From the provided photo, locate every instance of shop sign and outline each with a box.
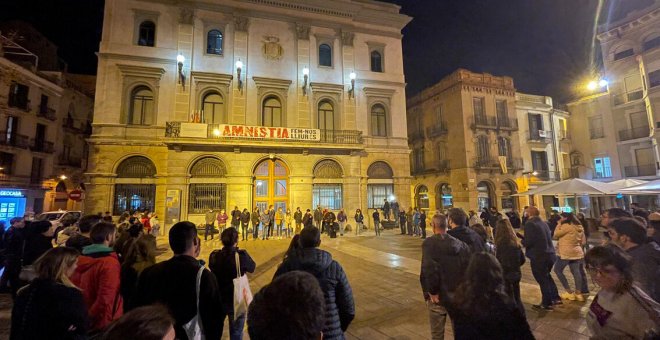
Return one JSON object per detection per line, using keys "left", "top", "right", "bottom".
{"left": 551, "top": 206, "right": 573, "bottom": 213}
{"left": 0, "top": 190, "right": 23, "bottom": 197}
{"left": 214, "top": 124, "right": 320, "bottom": 141}
{"left": 68, "top": 190, "right": 83, "bottom": 201}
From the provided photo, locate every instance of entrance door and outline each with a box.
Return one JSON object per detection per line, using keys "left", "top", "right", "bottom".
{"left": 254, "top": 159, "right": 289, "bottom": 213}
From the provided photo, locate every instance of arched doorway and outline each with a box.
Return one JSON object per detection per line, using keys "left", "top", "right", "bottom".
{"left": 435, "top": 183, "right": 453, "bottom": 211}
{"left": 415, "top": 185, "right": 429, "bottom": 210}
{"left": 501, "top": 181, "right": 517, "bottom": 212}
{"left": 254, "top": 159, "right": 288, "bottom": 213}
{"left": 477, "top": 181, "right": 494, "bottom": 210}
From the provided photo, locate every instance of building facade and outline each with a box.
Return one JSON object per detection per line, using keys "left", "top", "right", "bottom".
{"left": 0, "top": 31, "right": 93, "bottom": 221}
{"left": 86, "top": 0, "right": 412, "bottom": 227}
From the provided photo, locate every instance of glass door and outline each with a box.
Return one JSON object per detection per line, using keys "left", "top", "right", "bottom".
{"left": 254, "top": 159, "right": 288, "bottom": 213}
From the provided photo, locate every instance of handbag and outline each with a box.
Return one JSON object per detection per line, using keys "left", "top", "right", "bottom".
{"left": 233, "top": 252, "right": 253, "bottom": 317}
{"left": 182, "top": 266, "right": 206, "bottom": 340}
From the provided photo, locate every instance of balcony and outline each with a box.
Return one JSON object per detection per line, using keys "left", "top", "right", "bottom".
{"left": 30, "top": 139, "right": 55, "bottom": 153}
{"left": 528, "top": 131, "right": 552, "bottom": 144}
{"left": 624, "top": 164, "right": 656, "bottom": 177}
{"left": 37, "top": 107, "right": 57, "bottom": 121}
{"left": 497, "top": 117, "right": 519, "bottom": 131}
{"left": 471, "top": 115, "right": 497, "bottom": 130}
{"left": 530, "top": 170, "right": 560, "bottom": 182}
{"left": 317, "top": 130, "right": 363, "bottom": 144}
{"left": 426, "top": 124, "right": 448, "bottom": 138}
{"left": 0, "top": 132, "right": 29, "bottom": 149}
{"left": 435, "top": 159, "right": 451, "bottom": 172}
{"left": 473, "top": 157, "right": 522, "bottom": 172}
{"left": 408, "top": 130, "right": 425, "bottom": 142}
{"left": 618, "top": 126, "right": 650, "bottom": 142}
{"left": 613, "top": 89, "right": 643, "bottom": 106}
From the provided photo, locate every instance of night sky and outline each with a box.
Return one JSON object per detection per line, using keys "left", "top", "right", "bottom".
{"left": 1, "top": 0, "right": 655, "bottom": 104}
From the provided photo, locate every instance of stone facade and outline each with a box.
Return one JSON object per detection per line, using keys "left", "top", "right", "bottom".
{"left": 87, "top": 0, "right": 412, "bottom": 227}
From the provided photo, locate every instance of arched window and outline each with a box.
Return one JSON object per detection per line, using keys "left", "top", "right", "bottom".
{"left": 436, "top": 183, "right": 453, "bottom": 210}
{"left": 262, "top": 96, "right": 282, "bottom": 127}
{"left": 116, "top": 156, "right": 156, "bottom": 178}
{"left": 371, "top": 104, "right": 387, "bottom": 137}
{"left": 313, "top": 159, "right": 343, "bottom": 209}
{"left": 202, "top": 92, "right": 225, "bottom": 124}
{"left": 318, "top": 44, "right": 332, "bottom": 67}
{"left": 318, "top": 101, "right": 334, "bottom": 131}
{"left": 189, "top": 157, "right": 227, "bottom": 213}
{"left": 138, "top": 21, "right": 156, "bottom": 47}
{"left": 370, "top": 50, "right": 383, "bottom": 72}
{"left": 207, "top": 29, "right": 223, "bottom": 55}
{"left": 113, "top": 156, "right": 157, "bottom": 214}
{"left": 501, "top": 181, "right": 517, "bottom": 211}
{"left": 477, "top": 181, "right": 494, "bottom": 210}
{"left": 367, "top": 161, "right": 394, "bottom": 209}
{"left": 128, "top": 86, "right": 154, "bottom": 125}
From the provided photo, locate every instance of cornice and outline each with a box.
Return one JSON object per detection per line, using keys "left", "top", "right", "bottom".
{"left": 191, "top": 71, "right": 233, "bottom": 86}
{"left": 116, "top": 64, "right": 166, "bottom": 79}
{"left": 363, "top": 86, "right": 396, "bottom": 97}
{"left": 598, "top": 6, "right": 660, "bottom": 42}
{"left": 98, "top": 52, "right": 176, "bottom": 65}
{"left": 310, "top": 82, "right": 344, "bottom": 94}
{"left": 252, "top": 76, "right": 292, "bottom": 90}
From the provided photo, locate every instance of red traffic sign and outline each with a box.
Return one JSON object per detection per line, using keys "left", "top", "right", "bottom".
{"left": 68, "top": 190, "right": 83, "bottom": 201}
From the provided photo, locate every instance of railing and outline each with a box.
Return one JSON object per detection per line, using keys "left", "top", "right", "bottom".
{"left": 426, "top": 124, "right": 448, "bottom": 138}
{"left": 618, "top": 126, "right": 650, "bottom": 141}
{"left": 62, "top": 118, "right": 91, "bottom": 135}
{"left": 589, "top": 127, "right": 604, "bottom": 139}
{"left": 317, "top": 130, "right": 363, "bottom": 144}
{"left": 0, "top": 132, "right": 29, "bottom": 149}
{"left": 497, "top": 117, "right": 519, "bottom": 130}
{"left": 531, "top": 170, "right": 560, "bottom": 182}
{"left": 624, "top": 164, "right": 656, "bottom": 177}
{"left": 528, "top": 131, "right": 552, "bottom": 143}
{"left": 473, "top": 157, "right": 523, "bottom": 171}
{"left": 613, "top": 89, "right": 643, "bottom": 106}
{"left": 37, "top": 107, "right": 57, "bottom": 121}
{"left": 471, "top": 115, "right": 497, "bottom": 129}
{"left": 30, "top": 139, "right": 55, "bottom": 153}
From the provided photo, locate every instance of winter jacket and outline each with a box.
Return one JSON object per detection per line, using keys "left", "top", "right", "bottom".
{"left": 205, "top": 210, "right": 216, "bottom": 224}
{"left": 383, "top": 201, "right": 390, "bottom": 214}
{"left": 303, "top": 213, "right": 314, "bottom": 228}
{"left": 274, "top": 248, "right": 355, "bottom": 340}
{"left": 120, "top": 254, "right": 156, "bottom": 312}
{"left": 495, "top": 243, "right": 526, "bottom": 283}
{"left": 134, "top": 255, "right": 224, "bottom": 340}
{"left": 268, "top": 209, "right": 276, "bottom": 224}
{"left": 406, "top": 211, "right": 413, "bottom": 224}
{"left": 553, "top": 222, "right": 585, "bottom": 260}
{"left": 354, "top": 213, "right": 364, "bottom": 223}
{"left": 251, "top": 211, "right": 260, "bottom": 225}
{"left": 231, "top": 209, "right": 242, "bottom": 225}
{"left": 627, "top": 241, "right": 660, "bottom": 303}
{"left": 71, "top": 244, "right": 123, "bottom": 331}
{"left": 448, "top": 225, "right": 485, "bottom": 254}
{"left": 294, "top": 210, "right": 303, "bottom": 223}
{"left": 337, "top": 211, "right": 347, "bottom": 222}
{"left": 586, "top": 285, "right": 660, "bottom": 339}
{"left": 240, "top": 211, "right": 251, "bottom": 224}
{"left": 285, "top": 212, "right": 293, "bottom": 225}
{"left": 22, "top": 233, "right": 53, "bottom": 266}
{"left": 314, "top": 208, "right": 324, "bottom": 222}
{"left": 275, "top": 211, "right": 284, "bottom": 225}
{"left": 413, "top": 212, "right": 420, "bottom": 225}
{"left": 10, "top": 279, "right": 88, "bottom": 340}
{"left": 450, "top": 296, "right": 534, "bottom": 340}
{"left": 209, "top": 247, "right": 256, "bottom": 311}
{"left": 420, "top": 233, "right": 470, "bottom": 304}
{"left": 522, "top": 217, "right": 556, "bottom": 260}
{"left": 372, "top": 211, "right": 380, "bottom": 222}
{"left": 217, "top": 213, "right": 228, "bottom": 225}
{"left": 260, "top": 211, "right": 270, "bottom": 225}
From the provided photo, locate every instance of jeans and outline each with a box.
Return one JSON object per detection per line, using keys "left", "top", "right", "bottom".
{"left": 240, "top": 223, "right": 249, "bottom": 241}
{"left": 530, "top": 254, "right": 560, "bottom": 306}
{"left": 505, "top": 279, "right": 525, "bottom": 316}
{"left": 252, "top": 222, "right": 259, "bottom": 239}
{"left": 227, "top": 310, "right": 246, "bottom": 340}
{"left": 427, "top": 301, "right": 447, "bottom": 340}
{"left": 420, "top": 225, "right": 427, "bottom": 238}
{"left": 400, "top": 220, "right": 406, "bottom": 234}
{"left": 266, "top": 222, "right": 273, "bottom": 239}
{"left": 356, "top": 222, "right": 363, "bottom": 235}
{"left": 407, "top": 221, "right": 413, "bottom": 235}
{"left": 554, "top": 258, "right": 589, "bottom": 294}
{"left": 374, "top": 221, "right": 381, "bottom": 235}
{"left": 204, "top": 223, "right": 214, "bottom": 240}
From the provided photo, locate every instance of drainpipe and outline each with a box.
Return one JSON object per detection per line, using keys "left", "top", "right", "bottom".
{"left": 550, "top": 108, "right": 560, "bottom": 181}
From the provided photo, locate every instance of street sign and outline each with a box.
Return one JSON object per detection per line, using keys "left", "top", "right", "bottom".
{"left": 68, "top": 190, "right": 83, "bottom": 201}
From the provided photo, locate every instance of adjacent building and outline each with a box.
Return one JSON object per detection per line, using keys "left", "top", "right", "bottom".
{"left": 86, "top": 0, "right": 412, "bottom": 227}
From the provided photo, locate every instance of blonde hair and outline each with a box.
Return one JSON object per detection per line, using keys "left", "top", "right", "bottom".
{"left": 494, "top": 219, "right": 521, "bottom": 248}
{"left": 33, "top": 247, "right": 80, "bottom": 289}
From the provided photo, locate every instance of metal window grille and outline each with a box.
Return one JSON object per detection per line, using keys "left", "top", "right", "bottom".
{"left": 188, "top": 184, "right": 226, "bottom": 214}
{"left": 117, "top": 156, "right": 156, "bottom": 177}
{"left": 113, "top": 184, "right": 155, "bottom": 214}
{"left": 313, "top": 184, "right": 342, "bottom": 210}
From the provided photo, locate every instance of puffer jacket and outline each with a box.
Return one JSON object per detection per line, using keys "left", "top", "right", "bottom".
{"left": 274, "top": 248, "right": 355, "bottom": 340}
{"left": 553, "top": 222, "right": 585, "bottom": 260}
{"left": 71, "top": 244, "right": 123, "bottom": 331}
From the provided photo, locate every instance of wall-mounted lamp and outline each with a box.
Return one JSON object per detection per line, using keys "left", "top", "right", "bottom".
{"left": 59, "top": 174, "right": 67, "bottom": 181}
{"left": 302, "top": 67, "right": 309, "bottom": 96}
{"left": 176, "top": 55, "right": 186, "bottom": 90}
{"left": 236, "top": 60, "right": 244, "bottom": 92}
{"left": 348, "top": 72, "right": 356, "bottom": 98}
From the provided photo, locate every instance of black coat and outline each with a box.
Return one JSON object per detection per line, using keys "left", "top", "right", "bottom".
{"left": 22, "top": 234, "right": 53, "bottom": 266}
{"left": 209, "top": 247, "right": 256, "bottom": 311}
{"left": 274, "top": 248, "right": 355, "bottom": 340}
{"left": 451, "top": 296, "right": 534, "bottom": 340}
{"left": 522, "top": 217, "right": 556, "bottom": 260}
{"left": 420, "top": 233, "right": 470, "bottom": 304}
{"left": 448, "top": 226, "right": 485, "bottom": 254}
{"left": 134, "top": 255, "right": 224, "bottom": 340}
{"left": 11, "top": 278, "right": 88, "bottom": 340}
{"left": 240, "top": 211, "right": 250, "bottom": 224}
{"left": 495, "top": 243, "right": 526, "bottom": 283}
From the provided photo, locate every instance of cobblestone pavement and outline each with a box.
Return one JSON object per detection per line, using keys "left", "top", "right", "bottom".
{"left": 0, "top": 226, "right": 595, "bottom": 340}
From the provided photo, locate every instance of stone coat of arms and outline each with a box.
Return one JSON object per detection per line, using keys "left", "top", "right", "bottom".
{"left": 263, "top": 36, "right": 283, "bottom": 60}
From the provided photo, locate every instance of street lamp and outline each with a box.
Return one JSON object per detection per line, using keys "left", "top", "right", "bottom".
{"left": 348, "top": 72, "right": 356, "bottom": 98}
{"left": 236, "top": 60, "right": 244, "bottom": 92}
{"left": 176, "top": 55, "right": 186, "bottom": 90}
{"left": 586, "top": 78, "right": 608, "bottom": 91}
{"left": 59, "top": 174, "right": 67, "bottom": 181}
{"left": 302, "top": 67, "right": 309, "bottom": 96}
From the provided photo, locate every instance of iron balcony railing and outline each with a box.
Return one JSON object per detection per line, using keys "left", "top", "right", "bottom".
{"left": 58, "top": 156, "right": 82, "bottom": 168}
{"left": 0, "top": 132, "right": 30, "bottom": 149}
{"left": 530, "top": 170, "right": 560, "bottom": 182}
{"left": 618, "top": 126, "right": 650, "bottom": 141}
{"left": 426, "top": 124, "right": 448, "bottom": 138}
{"left": 613, "top": 90, "right": 643, "bottom": 106}
{"left": 528, "top": 131, "right": 552, "bottom": 144}
{"left": 30, "top": 139, "right": 55, "bottom": 153}
{"left": 624, "top": 164, "right": 656, "bottom": 177}
{"left": 37, "top": 107, "right": 57, "bottom": 121}
{"left": 471, "top": 115, "right": 498, "bottom": 130}
{"left": 497, "top": 117, "right": 519, "bottom": 130}
{"left": 473, "top": 157, "right": 522, "bottom": 171}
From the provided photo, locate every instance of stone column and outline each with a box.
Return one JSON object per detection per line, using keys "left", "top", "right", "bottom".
{"left": 296, "top": 24, "right": 311, "bottom": 128}
{"left": 341, "top": 31, "right": 357, "bottom": 129}
{"left": 175, "top": 8, "right": 194, "bottom": 121}
{"left": 232, "top": 16, "right": 249, "bottom": 124}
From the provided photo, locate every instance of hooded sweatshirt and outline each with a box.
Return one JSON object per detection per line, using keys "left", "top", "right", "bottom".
{"left": 71, "top": 244, "right": 123, "bottom": 331}
{"left": 274, "top": 248, "right": 355, "bottom": 340}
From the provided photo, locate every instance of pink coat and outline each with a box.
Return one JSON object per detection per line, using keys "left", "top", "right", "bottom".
{"left": 217, "top": 213, "right": 228, "bottom": 225}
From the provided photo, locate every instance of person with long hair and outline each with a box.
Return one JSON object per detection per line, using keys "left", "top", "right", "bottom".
{"left": 102, "top": 304, "right": 175, "bottom": 340}
{"left": 495, "top": 219, "right": 526, "bottom": 315}
{"left": 11, "top": 247, "right": 89, "bottom": 339}
{"left": 585, "top": 244, "right": 660, "bottom": 339}
{"left": 553, "top": 212, "right": 589, "bottom": 302}
{"left": 120, "top": 234, "right": 157, "bottom": 311}
{"left": 451, "top": 253, "right": 534, "bottom": 339}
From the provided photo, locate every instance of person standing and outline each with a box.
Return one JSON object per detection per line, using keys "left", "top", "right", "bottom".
{"left": 392, "top": 200, "right": 400, "bottom": 222}
{"left": 406, "top": 208, "right": 414, "bottom": 235}
{"left": 373, "top": 209, "right": 381, "bottom": 236}
{"left": 337, "top": 209, "right": 347, "bottom": 236}
{"left": 260, "top": 209, "right": 270, "bottom": 240}
{"left": 494, "top": 219, "right": 526, "bottom": 316}
{"left": 553, "top": 212, "right": 589, "bottom": 302}
{"left": 217, "top": 209, "right": 229, "bottom": 235}
{"left": 420, "top": 214, "right": 470, "bottom": 340}
{"left": 209, "top": 228, "right": 256, "bottom": 340}
{"left": 323, "top": 210, "right": 337, "bottom": 237}
{"left": 548, "top": 210, "right": 561, "bottom": 235}
{"left": 285, "top": 208, "right": 293, "bottom": 238}
{"left": 468, "top": 210, "right": 480, "bottom": 227}
{"left": 419, "top": 210, "right": 427, "bottom": 239}
{"left": 71, "top": 222, "right": 123, "bottom": 333}
{"left": 273, "top": 227, "right": 355, "bottom": 339}
{"left": 413, "top": 208, "right": 421, "bottom": 236}
{"left": 488, "top": 207, "right": 501, "bottom": 230}
{"left": 383, "top": 199, "right": 391, "bottom": 221}
{"left": 354, "top": 209, "right": 364, "bottom": 236}
{"left": 251, "top": 208, "right": 260, "bottom": 240}
{"left": 120, "top": 234, "right": 157, "bottom": 311}
{"left": 293, "top": 207, "right": 303, "bottom": 235}
{"left": 204, "top": 209, "right": 216, "bottom": 241}
{"left": 141, "top": 212, "right": 152, "bottom": 235}
{"left": 150, "top": 213, "right": 161, "bottom": 236}
{"left": 268, "top": 205, "right": 276, "bottom": 239}
{"left": 314, "top": 205, "right": 323, "bottom": 229}
{"left": 399, "top": 209, "right": 407, "bottom": 235}
{"left": 447, "top": 209, "right": 485, "bottom": 253}
{"left": 231, "top": 206, "right": 242, "bottom": 230}
{"left": 240, "top": 208, "right": 250, "bottom": 241}
{"left": 275, "top": 207, "right": 284, "bottom": 239}
{"left": 523, "top": 206, "right": 561, "bottom": 310}
{"left": 303, "top": 209, "right": 314, "bottom": 229}
{"left": 134, "top": 221, "right": 223, "bottom": 340}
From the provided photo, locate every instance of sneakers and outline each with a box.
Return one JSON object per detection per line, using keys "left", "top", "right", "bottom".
{"left": 560, "top": 292, "right": 576, "bottom": 301}
{"left": 575, "top": 293, "right": 586, "bottom": 302}
{"left": 532, "top": 304, "right": 554, "bottom": 311}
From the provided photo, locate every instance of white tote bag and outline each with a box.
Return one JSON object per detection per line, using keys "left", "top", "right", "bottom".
{"left": 233, "top": 252, "right": 254, "bottom": 317}
{"left": 182, "top": 266, "right": 206, "bottom": 340}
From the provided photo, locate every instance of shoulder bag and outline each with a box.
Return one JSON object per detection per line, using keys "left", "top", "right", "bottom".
{"left": 233, "top": 252, "right": 253, "bottom": 317}
{"left": 182, "top": 266, "right": 206, "bottom": 340}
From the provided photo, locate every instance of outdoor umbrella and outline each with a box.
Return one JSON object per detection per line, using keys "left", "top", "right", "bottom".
{"left": 619, "top": 178, "right": 660, "bottom": 194}
{"left": 608, "top": 179, "right": 648, "bottom": 188}
{"left": 516, "top": 178, "right": 621, "bottom": 196}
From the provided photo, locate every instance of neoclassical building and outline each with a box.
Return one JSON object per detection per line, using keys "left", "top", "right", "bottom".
{"left": 86, "top": 0, "right": 412, "bottom": 226}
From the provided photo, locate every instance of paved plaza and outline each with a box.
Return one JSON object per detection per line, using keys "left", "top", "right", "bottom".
{"left": 0, "top": 227, "right": 595, "bottom": 339}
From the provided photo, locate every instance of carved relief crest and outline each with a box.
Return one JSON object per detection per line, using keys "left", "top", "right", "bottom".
{"left": 262, "top": 36, "right": 283, "bottom": 60}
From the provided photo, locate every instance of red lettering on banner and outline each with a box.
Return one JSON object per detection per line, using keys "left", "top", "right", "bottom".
{"left": 232, "top": 126, "right": 243, "bottom": 136}
{"left": 281, "top": 128, "right": 289, "bottom": 138}
{"left": 245, "top": 127, "right": 254, "bottom": 137}
{"left": 222, "top": 125, "right": 231, "bottom": 136}
{"left": 260, "top": 127, "right": 267, "bottom": 137}
{"left": 269, "top": 127, "right": 277, "bottom": 138}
